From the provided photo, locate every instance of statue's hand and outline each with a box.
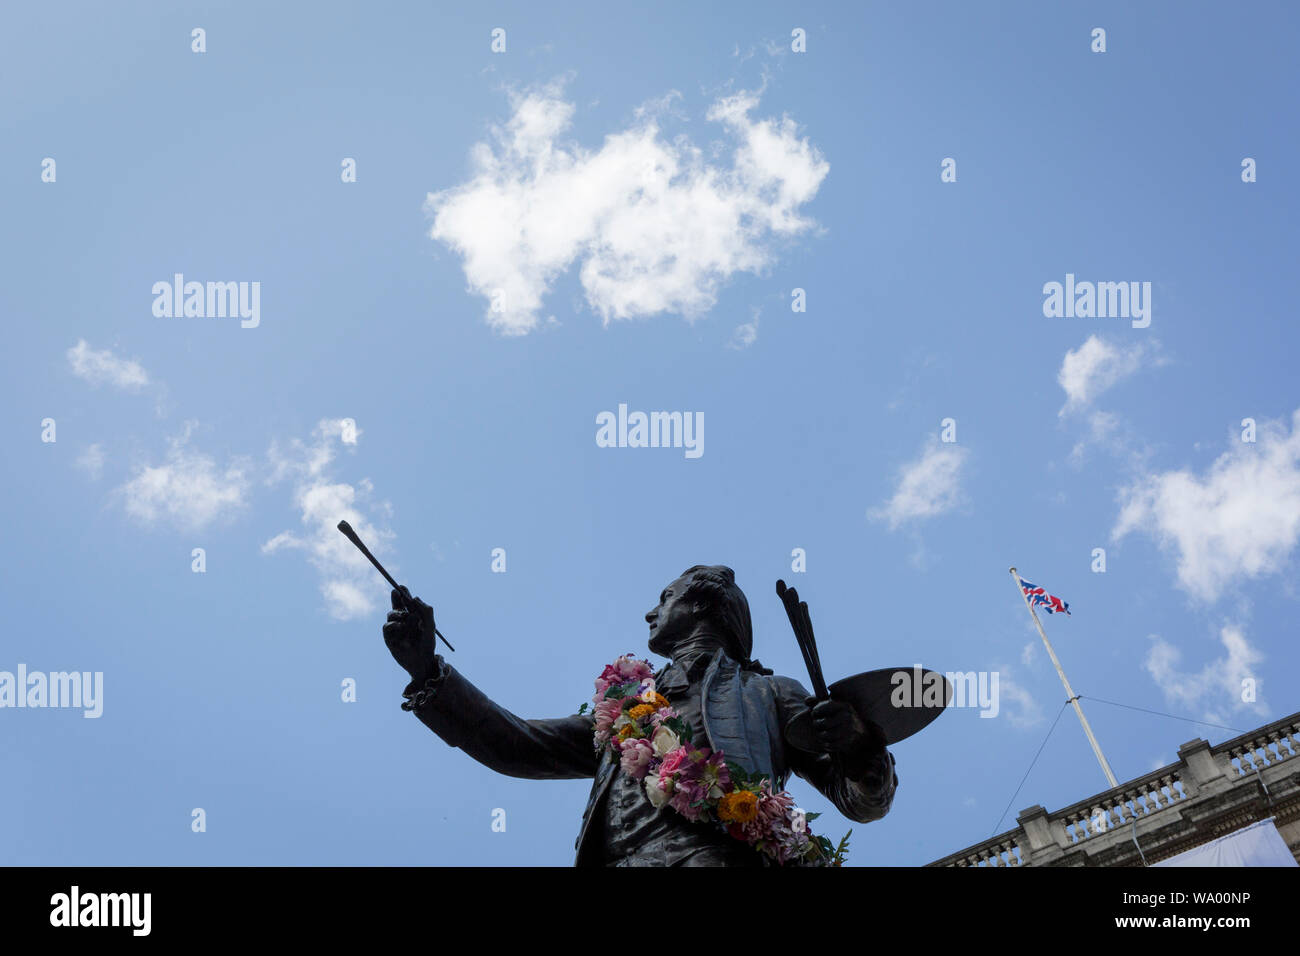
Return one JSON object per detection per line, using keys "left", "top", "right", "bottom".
{"left": 808, "top": 697, "right": 889, "bottom": 780}
{"left": 383, "top": 586, "right": 440, "bottom": 683}
{"left": 808, "top": 698, "right": 867, "bottom": 751}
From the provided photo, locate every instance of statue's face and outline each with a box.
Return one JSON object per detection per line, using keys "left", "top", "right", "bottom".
{"left": 645, "top": 573, "right": 698, "bottom": 657}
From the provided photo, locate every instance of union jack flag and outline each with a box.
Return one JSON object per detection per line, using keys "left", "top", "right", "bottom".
{"left": 1021, "top": 580, "right": 1070, "bottom": 615}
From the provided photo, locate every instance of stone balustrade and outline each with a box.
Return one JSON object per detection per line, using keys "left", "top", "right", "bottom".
{"left": 927, "top": 710, "right": 1300, "bottom": 867}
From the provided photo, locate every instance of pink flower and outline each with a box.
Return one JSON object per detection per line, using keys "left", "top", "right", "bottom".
{"left": 593, "top": 698, "right": 621, "bottom": 735}
{"left": 595, "top": 656, "right": 654, "bottom": 699}
{"left": 697, "top": 751, "right": 731, "bottom": 800}
{"left": 738, "top": 783, "right": 792, "bottom": 841}
{"left": 615, "top": 656, "right": 653, "bottom": 681}
{"left": 658, "top": 746, "right": 688, "bottom": 779}
{"left": 669, "top": 786, "right": 704, "bottom": 821}
{"left": 619, "top": 738, "right": 654, "bottom": 779}
{"left": 763, "top": 791, "right": 794, "bottom": 822}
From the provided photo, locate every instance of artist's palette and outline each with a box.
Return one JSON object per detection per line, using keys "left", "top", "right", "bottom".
{"left": 783, "top": 666, "right": 953, "bottom": 752}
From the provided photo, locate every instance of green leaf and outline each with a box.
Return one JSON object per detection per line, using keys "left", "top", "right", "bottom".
{"left": 803, "top": 811, "right": 822, "bottom": 823}
{"left": 832, "top": 829, "right": 853, "bottom": 866}
{"left": 663, "top": 716, "right": 694, "bottom": 744}
{"left": 724, "top": 760, "right": 764, "bottom": 790}
{"left": 577, "top": 702, "right": 589, "bottom": 716}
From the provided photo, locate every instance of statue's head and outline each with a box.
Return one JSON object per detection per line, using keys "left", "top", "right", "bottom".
{"left": 645, "top": 565, "right": 753, "bottom": 663}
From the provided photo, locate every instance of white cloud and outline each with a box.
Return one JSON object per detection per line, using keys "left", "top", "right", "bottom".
{"left": 76, "top": 444, "right": 105, "bottom": 480}
{"left": 263, "top": 420, "right": 393, "bottom": 621}
{"left": 729, "top": 322, "right": 758, "bottom": 349}
{"left": 1057, "top": 336, "right": 1146, "bottom": 415}
{"left": 425, "top": 81, "right": 829, "bottom": 335}
{"left": 67, "top": 340, "right": 150, "bottom": 390}
{"left": 1021, "top": 640, "right": 1038, "bottom": 668}
{"left": 994, "top": 667, "right": 1044, "bottom": 730}
{"left": 870, "top": 439, "right": 969, "bottom": 530}
{"left": 1068, "top": 410, "right": 1121, "bottom": 466}
{"left": 728, "top": 307, "right": 760, "bottom": 350}
{"left": 115, "top": 422, "right": 250, "bottom": 531}
{"left": 1144, "top": 625, "right": 1265, "bottom": 722}
{"left": 266, "top": 417, "right": 360, "bottom": 485}
{"left": 1112, "top": 409, "right": 1300, "bottom": 601}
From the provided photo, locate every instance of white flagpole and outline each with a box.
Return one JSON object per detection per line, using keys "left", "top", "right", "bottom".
{"left": 1009, "top": 567, "right": 1118, "bottom": 789}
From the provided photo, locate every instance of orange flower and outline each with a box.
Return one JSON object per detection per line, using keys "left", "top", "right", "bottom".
{"left": 718, "top": 790, "right": 759, "bottom": 824}
{"left": 628, "top": 704, "right": 655, "bottom": 720}
{"left": 617, "top": 723, "right": 639, "bottom": 740}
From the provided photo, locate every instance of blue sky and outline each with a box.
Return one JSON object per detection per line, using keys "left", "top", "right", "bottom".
{"left": 2, "top": 1, "right": 1298, "bottom": 866}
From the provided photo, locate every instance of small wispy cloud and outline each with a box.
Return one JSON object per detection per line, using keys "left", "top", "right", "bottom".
{"left": 1057, "top": 335, "right": 1148, "bottom": 416}
{"left": 263, "top": 419, "right": 394, "bottom": 621}
{"left": 1068, "top": 410, "right": 1122, "bottom": 466}
{"left": 728, "top": 307, "right": 761, "bottom": 350}
{"left": 76, "top": 444, "right": 105, "bottom": 481}
{"left": 1113, "top": 409, "right": 1300, "bottom": 602}
{"left": 67, "top": 340, "right": 150, "bottom": 390}
{"left": 992, "top": 665, "right": 1044, "bottom": 730}
{"left": 869, "top": 439, "right": 969, "bottom": 530}
{"left": 115, "top": 421, "right": 251, "bottom": 532}
{"left": 1144, "top": 625, "right": 1266, "bottom": 724}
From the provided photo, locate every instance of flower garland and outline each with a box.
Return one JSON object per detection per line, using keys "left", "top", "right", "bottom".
{"left": 579, "top": 654, "right": 849, "bottom": 866}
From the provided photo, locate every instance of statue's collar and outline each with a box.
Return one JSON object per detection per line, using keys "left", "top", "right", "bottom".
{"left": 658, "top": 646, "right": 725, "bottom": 693}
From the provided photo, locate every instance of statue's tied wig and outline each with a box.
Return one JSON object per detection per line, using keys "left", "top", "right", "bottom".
{"left": 679, "top": 565, "right": 771, "bottom": 674}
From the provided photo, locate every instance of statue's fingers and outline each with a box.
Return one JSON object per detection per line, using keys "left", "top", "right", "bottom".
{"left": 818, "top": 710, "right": 860, "bottom": 742}
{"left": 391, "top": 588, "right": 406, "bottom": 611}
{"left": 814, "top": 714, "right": 846, "bottom": 737}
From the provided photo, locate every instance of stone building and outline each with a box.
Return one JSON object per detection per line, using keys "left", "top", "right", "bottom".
{"left": 928, "top": 709, "right": 1300, "bottom": 866}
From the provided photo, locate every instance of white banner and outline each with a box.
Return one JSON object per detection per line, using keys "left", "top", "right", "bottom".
{"left": 1155, "top": 818, "right": 1297, "bottom": 867}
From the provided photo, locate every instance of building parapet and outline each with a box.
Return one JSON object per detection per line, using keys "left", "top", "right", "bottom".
{"left": 927, "top": 710, "right": 1300, "bottom": 867}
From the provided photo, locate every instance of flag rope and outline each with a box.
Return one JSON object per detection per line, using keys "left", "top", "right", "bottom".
{"left": 1079, "top": 695, "right": 1247, "bottom": 735}
{"left": 991, "top": 700, "right": 1070, "bottom": 838}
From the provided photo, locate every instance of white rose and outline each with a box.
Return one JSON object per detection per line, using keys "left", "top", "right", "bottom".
{"left": 651, "top": 725, "right": 679, "bottom": 757}
{"left": 645, "top": 774, "right": 671, "bottom": 809}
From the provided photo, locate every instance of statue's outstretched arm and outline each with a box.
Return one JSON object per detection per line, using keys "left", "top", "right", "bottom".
{"left": 382, "top": 587, "right": 597, "bottom": 780}
{"left": 402, "top": 657, "right": 599, "bottom": 780}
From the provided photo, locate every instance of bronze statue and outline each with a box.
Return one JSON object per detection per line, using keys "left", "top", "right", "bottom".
{"left": 381, "top": 565, "right": 898, "bottom": 866}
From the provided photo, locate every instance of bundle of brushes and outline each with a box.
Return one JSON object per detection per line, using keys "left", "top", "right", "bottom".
{"left": 775, "top": 579, "right": 827, "bottom": 701}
